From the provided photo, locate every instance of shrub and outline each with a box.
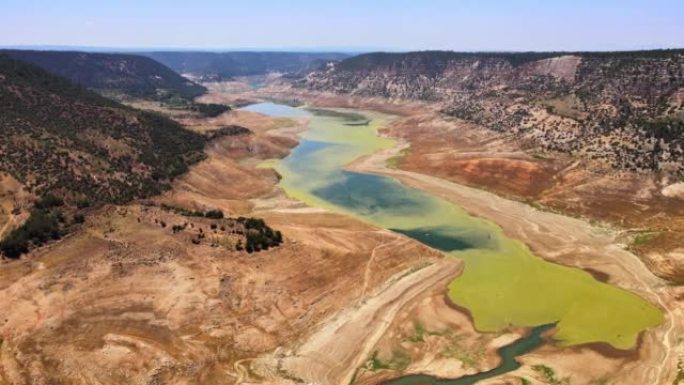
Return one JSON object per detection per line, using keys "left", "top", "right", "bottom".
{"left": 190, "top": 103, "right": 231, "bottom": 117}
{"left": 73, "top": 213, "right": 85, "bottom": 224}
{"left": 205, "top": 209, "right": 224, "bottom": 219}
{"left": 35, "top": 194, "right": 64, "bottom": 209}
{"left": 0, "top": 209, "right": 62, "bottom": 259}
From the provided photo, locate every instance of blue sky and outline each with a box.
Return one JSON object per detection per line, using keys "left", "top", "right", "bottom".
{"left": 2, "top": 0, "right": 683, "bottom": 51}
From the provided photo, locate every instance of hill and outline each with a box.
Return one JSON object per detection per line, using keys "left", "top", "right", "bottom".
{"left": 2, "top": 49, "right": 207, "bottom": 102}
{"left": 143, "top": 51, "right": 350, "bottom": 80}
{"left": 0, "top": 53, "right": 207, "bottom": 205}
{"left": 297, "top": 49, "right": 684, "bottom": 176}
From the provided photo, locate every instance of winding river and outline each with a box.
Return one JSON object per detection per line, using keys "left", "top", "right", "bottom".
{"left": 242, "top": 102, "right": 663, "bottom": 382}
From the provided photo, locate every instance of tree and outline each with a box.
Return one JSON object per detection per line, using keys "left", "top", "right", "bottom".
{"left": 73, "top": 213, "right": 85, "bottom": 224}
{"left": 205, "top": 209, "right": 224, "bottom": 219}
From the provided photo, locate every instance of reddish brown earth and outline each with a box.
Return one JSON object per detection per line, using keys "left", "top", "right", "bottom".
{"left": 271, "top": 88, "right": 684, "bottom": 282}
{"left": 386, "top": 114, "right": 684, "bottom": 281}
{"left": 0, "top": 106, "right": 443, "bottom": 385}
{"left": 2, "top": 82, "right": 681, "bottom": 384}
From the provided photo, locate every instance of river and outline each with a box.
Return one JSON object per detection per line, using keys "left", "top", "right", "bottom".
{"left": 242, "top": 102, "right": 663, "bottom": 383}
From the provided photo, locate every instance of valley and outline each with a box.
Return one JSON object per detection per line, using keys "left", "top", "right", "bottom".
{"left": 1, "top": 48, "right": 683, "bottom": 385}
{"left": 232, "top": 100, "right": 677, "bottom": 385}
{"left": 288, "top": 50, "right": 684, "bottom": 283}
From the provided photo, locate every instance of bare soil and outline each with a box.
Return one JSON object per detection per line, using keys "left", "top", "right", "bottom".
{"left": 1, "top": 82, "right": 682, "bottom": 385}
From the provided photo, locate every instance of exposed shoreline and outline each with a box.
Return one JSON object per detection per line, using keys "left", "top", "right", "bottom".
{"left": 243, "top": 96, "right": 680, "bottom": 383}
{"left": 345, "top": 131, "right": 680, "bottom": 384}
{"left": 240, "top": 98, "right": 680, "bottom": 384}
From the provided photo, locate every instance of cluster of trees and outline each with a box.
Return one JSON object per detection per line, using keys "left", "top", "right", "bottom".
{"left": 0, "top": 193, "right": 89, "bottom": 259}
{"left": 143, "top": 51, "right": 349, "bottom": 79}
{"left": 238, "top": 217, "right": 283, "bottom": 253}
{"left": 160, "top": 204, "right": 225, "bottom": 219}
{"left": 0, "top": 209, "right": 62, "bottom": 259}
{"left": 188, "top": 103, "right": 231, "bottom": 117}
{"left": 2, "top": 50, "right": 207, "bottom": 103}
{"left": 159, "top": 208, "right": 284, "bottom": 254}
{"left": 0, "top": 55, "right": 212, "bottom": 258}
{"left": 0, "top": 54, "right": 207, "bottom": 206}
{"left": 205, "top": 209, "right": 224, "bottom": 219}
{"left": 205, "top": 125, "right": 252, "bottom": 140}
{"left": 642, "top": 118, "right": 684, "bottom": 142}
{"left": 1, "top": 194, "right": 64, "bottom": 259}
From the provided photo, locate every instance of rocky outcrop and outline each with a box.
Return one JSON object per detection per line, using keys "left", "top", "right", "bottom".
{"left": 295, "top": 50, "right": 684, "bottom": 176}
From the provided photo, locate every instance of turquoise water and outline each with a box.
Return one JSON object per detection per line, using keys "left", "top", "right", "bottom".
{"left": 241, "top": 102, "right": 310, "bottom": 117}
{"left": 243, "top": 102, "right": 662, "bottom": 383}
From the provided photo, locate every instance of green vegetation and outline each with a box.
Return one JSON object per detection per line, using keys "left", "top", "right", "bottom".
{"left": 144, "top": 51, "right": 350, "bottom": 79}
{"left": 0, "top": 54, "right": 209, "bottom": 257}
{"left": 205, "top": 209, "right": 225, "bottom": 219}
{"left": 238, "top": 217, "right": 283, "bottom": 253}
{"left": 641, "top": 117, "right": 684, "bottom": 142}
{"left": 188, "top": 103, "right": 231, "bottom": 117}
{"left": 305, "top": 49, "right": 684, "bottom": 176}
{"left": 205, "top": 125, "right": 253, "bottom": 140}
{"left": 386, "top": 149, "right": 410, "bottom": 169}
{"left": 164, "top": 101, "right": 231, "bottom": 117}
{"left": 543, "top": 95, "right": 585, "bottom": 120}
{"left": 404, "top": 321, "right": 445, "bottom": 343}
{"left": 532, "top": 365, "right": 571, "bottom": 385}
{"left": 364, "top": 349, "right": 411, "bottom": 372}
{"left": 2, "top": 50, "right": 206, "bottom": 102}
{"left": 158, "top": 205, "right": 283, "bottom": 253}
{"left": 674, "top": 358, "right": 684, "bottom": 385}
{"left": 337, "top": 51, "right": 571, "bottom": 72}
{"left": 406, "top": 322, "right": 428, "bottom": 343}
{"left": 439, "top": 332, "right": 487, "bottom": 369}
{"left": 367, "top": 351, "right": 388, "bottom": 371}
{"left": 0, "top": 208, "right": 63, "bottom": 259}
{"left": 264, "top": 105, "right": 663, "bottom": 350}
{"left": 160, "top": 204, "right": 210, "bottom": 218}
{"left": 73, "top": 213, "right": 85, "bottom": 224}
{"left": 308, "top": 108, "right": 369, "bottom": 122}
{"left": 0, "top": 54, "right": 207, "bottom": 205}
{"left": 630, "top": 232, "right": 659, "bottom": 248}
{"left": 160, "top": 205, "right": 226, "bottom": 219}
{"left": 588, "top": 378, "right": 610, "bottom": 385}
{"left": 35, "top": 194, "right": 65, "bottom": 210}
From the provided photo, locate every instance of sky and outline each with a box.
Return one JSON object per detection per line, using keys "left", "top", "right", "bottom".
{"left": 2, "top": 0, "right": 683, "bottom": 52}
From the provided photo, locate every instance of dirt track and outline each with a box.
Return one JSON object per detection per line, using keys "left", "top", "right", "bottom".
{"left": 1, "top": 86, "right": 681, "bottom": 384}
{"left": 269, "top": 258, "right": 461, "bottom": 385}
{"left": 347, "top": 139, "right": 682, "bottom": 384}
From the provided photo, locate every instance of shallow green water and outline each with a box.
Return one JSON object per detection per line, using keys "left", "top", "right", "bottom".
{"left": 247, "top": 102, "right": 663, "bottom": 380}
{"left": 384, "top": 324, "right": 554, "bottom": 385}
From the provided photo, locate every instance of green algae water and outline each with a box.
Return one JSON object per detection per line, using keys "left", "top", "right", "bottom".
{"left": 247, "top": 102, "right": 663, "bottom": 378}
{"left": 384, "top": 324, "right": 555, "bottom": 385}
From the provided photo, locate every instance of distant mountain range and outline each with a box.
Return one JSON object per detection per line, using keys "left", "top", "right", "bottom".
{"left": 142, "top": 51, "right": 350, "bottom": 79}
{"left": 0, "top": 49, "right": 352, "bottom": 99}
{"left": 1, "top": 50, "right": 207, "bottom": 102}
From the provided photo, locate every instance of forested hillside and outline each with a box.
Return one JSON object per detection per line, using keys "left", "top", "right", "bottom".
{"left": 0, "top": 54, "right": 207, "bottom": 205}
{"left": 144, "top": 51, "right": 350, "bottom": 80}
{"left": 2, "top": 49, "right": 207, "bottom": 102}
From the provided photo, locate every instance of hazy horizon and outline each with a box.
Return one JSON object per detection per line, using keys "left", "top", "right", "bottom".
{"left": 3, "top": 44, "right": 684, "bottom": 55}
{"left": 3, "top": 0, "right": 684, "bottom": 52}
